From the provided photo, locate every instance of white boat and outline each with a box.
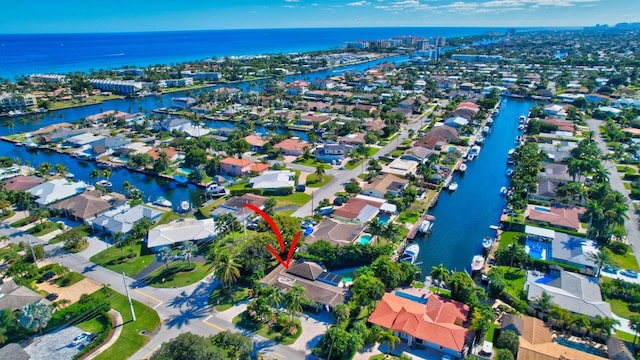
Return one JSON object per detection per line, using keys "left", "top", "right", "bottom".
{"left": 95, "top": 180, "right": 113, "bottom": 188}
{"left": 153, "top": 197, "right": 172, "bottom": 208}
{"left": 500, "top": 186, "right": 508, "bottom": 196}
{"left": 418, "top": 220, "right": 433, "bottom": 234}
{"left": 505, "top": 168, "right": 513, "bottom": 177}
{"left": 482, "top": 236, "right": 494, "bottom": 249}
{"left": 205, "top": 184, "right": 226, "bottom": 196}
{"left": 482, "top": 126, "right": 490, "bottom": 134}
{"left": 65, "top": 173, "right": 75, "bottom": 179}
{"left": 24, "top": 140, "right": 38, "bottom": 150}
{"left": 180, "top": 201, "right": 190, "bottom": 212}
{"left": 458, "top": 163, "right": 467, "bottom": 173}
{"left": 518, "top": 124, "right": 525, "bottom": 131}
{"left": 399, "top": 243, "right": 420, "bottom": 264}
{"left": 507, "top": 148, "right": 516, "bottom": 157}
{"left": 471, "top": 255, "right": 485, "bottom": 272}
{"left": 448, "top": 182, "right": 458, "bottom": 192}
{"left": 470, "top": 145, "right": 481, "bottom": 157}
{"left": 476, "top": 135, "right": 485, "bottom": 145}
{"left": 519, "top": 115, "right": 527, "bottom": 122}
{"left": 486, "top": 117, "right": 494, "bottom": 125}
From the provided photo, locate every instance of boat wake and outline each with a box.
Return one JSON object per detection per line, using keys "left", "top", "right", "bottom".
{"left": 106, "top": 53, "right": 125, "bottom": 57}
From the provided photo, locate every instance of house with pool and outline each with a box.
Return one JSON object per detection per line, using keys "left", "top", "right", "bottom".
{"left": 368, "top": 290, "right": 472, "bottom": 359}
{"left": 524, "top": 225, "right": 598, "bottom": 273}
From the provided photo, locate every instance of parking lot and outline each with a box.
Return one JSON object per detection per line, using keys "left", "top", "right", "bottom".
{"left": 24, "top": 326, "right": 86, "bottom": 360}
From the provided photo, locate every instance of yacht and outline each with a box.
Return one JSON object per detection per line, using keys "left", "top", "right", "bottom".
{"left": 180, "top": 200, "right": 191, "bottom": 212}
{"left": 507, "top": 148, "right": 516, "bottom": 157}
{"left": 95, "top": 180, "right": 113, "bottom": 188}
{"left": 205, "top": 184, "right": 226, "bottom": 196}
{"left": 505, "top": 168, "right": 514, "bottom": 177}
{"left": 399, "top": 243, "right": 420, "bottom": 264}
{"left": 519, "top": 115, "right": 527, "bottom": 122}
{"left": 476, "top": 135, "right": 485, "bottom": 145}
{"left": 458, "top": 163, "right": 467, "bottom": 173}
{"left": 486, "top": 117, "right": 494, "bottom": 125}
{"left": 518, "top": 124, "right": 525, "bottom": 131}
{"left": 500, "top": 186, "right": 508, "bottom": 196}
{"left": 470, "top": 145, "right": 481, "bottom": 157}
{"left": 24, "top": 140, "right": 38, "bottom": 150}
{"left": 448, "top": 182, "right": 458, "bottom": 192}
{"left": 482, "top": 126, "right": 490, "bottom": 134}
{"left": 482, "top": 236, "right": 495, "bottom": 250}
{"left": 471, "top": 255, "right": 485, "bottom": 272}
{"left": 153, "top": 197, "right": 172, "bottom": 208}
{"left": 418, "top": 219, "right": 433, "bottom": 234}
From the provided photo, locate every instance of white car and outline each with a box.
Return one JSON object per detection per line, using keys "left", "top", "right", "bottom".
{"left": 173, "top": 253, "right": 187, "bottom": 261}
{"left": 71, "top": 333, "right": 90, "bottom": 346}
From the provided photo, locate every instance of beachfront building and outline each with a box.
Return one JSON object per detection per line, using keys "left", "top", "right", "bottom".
{"left": 0, "top": 92, "right": 38, "bottom": 112}
{"left": 368, "top": 291, "right": 471, "bottom": 359}
{"left": 90, "top": 79, "right": 143, "bottom": 95}
{"left": 147, "top": 218, "right": 218, "bottom": 250}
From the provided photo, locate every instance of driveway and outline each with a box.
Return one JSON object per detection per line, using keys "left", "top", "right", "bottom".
{"left": 24, "top": 326, "right": 86, "bottom": 360}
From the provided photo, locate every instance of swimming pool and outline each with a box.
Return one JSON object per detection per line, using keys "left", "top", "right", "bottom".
{"left": 447, "top": 146, "right": 457, "bottom": 151}
{"left": 555, "top": 337, "right": 604, "bottom": 356}
{"left": 377, "top": 214, "right": 391, "bottom": 226}
{"left": 358, "top": 234, "right": 372, "bottom": 245}
{"left": 534, "top": 206, "right": 550, "bottom": 212}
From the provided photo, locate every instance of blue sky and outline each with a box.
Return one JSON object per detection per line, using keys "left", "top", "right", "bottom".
{"left": 3, "top": 0, "right": 639, "bottom": 33}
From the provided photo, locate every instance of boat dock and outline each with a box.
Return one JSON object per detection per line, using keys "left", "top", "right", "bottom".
{"left": 406, "top": 213, "right": 436, "bottom": 240}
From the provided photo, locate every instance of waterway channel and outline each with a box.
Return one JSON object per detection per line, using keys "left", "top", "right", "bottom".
{"left": 415, "top": 97, "right": 535, "bottom": 274}
{"left": 0, "top": 55, "right": 410, "bottom": 208}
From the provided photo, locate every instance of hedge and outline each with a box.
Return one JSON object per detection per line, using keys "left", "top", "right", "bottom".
{"left": 229, "top": 188, "right": 263, "bottom": 196}
{"left": 624, "top": 173, "right": 640, "bottom": 181}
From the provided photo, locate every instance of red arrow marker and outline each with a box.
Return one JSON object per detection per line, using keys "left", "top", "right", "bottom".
{"left": 244, "top": 203, "right": 300, "bottom": 269}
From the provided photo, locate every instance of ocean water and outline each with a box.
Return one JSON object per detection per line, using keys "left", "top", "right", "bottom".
{"left": 0, "top": 27, "right": 507, "bottom": 79}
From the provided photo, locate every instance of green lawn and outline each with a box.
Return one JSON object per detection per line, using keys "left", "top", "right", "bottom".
{"left": 0, "top": 243, "right": 20, "bottom": 259}
{"left": 90, "top": 242, "right": 155, "bottom": 277}
{"left": 486, "top": 323, "right": 498, "bottom": 342}
{"left": 93, "top": 289, "right": 161, "bottom": 360}
{"left": 77, "top": 314, "right": 109, "bottom": 334}
{"left": 499, "top": 266, "right": 526, "bottom": 299}
{"left": 146, "top": 262, "right": 212, "bottom": 288}
{"left": 227, "top": 182, "right": 250, "bottom": 191}
{"left": 49, "top": 225, "right": 91, "bottom": 244}
{"left": 26, "top": 221, "right": 60, "bottom": 236}
{"left": 233, "top": 311, "right": 302, "bottom": 345}
{"left": 293, "top": 158, "right": 332, "bottom": 169}
{"left": 398, "top": 209, "right": 421, "bottom": 224}
{"left": 11, "top": 217, "right": 36, "bottom": 227}
{"left": 367, "top": 147, "right": 380, "bottom": 157}
{"left": 197, "top": 197, "right": 227, "bottom": 218}
{"left": 498, "top": 231, "right": 524, "bottom": 249}
{"left": 156, "top": 211, "right": 182, "bottom": 226}
{"left": 608, "top": 297, "right": 638, "bottom": 319}
{"left": 615, "top": 330, "right": 636, "bottom": 343}
{"left": 606, "top": 244, "right": 640, "bottom": 271}
{"left": 269, "top": 192, "right": 311, "bottom": 208}
{"left": 344, "top": 159, "right": 364, "bottom": 170}
{"left": 0, "top": 210, "right": 15, "bottom": 221}
{"left": 306, "top": 173, "right": 332, "bottom": 188}
{"left": 55, "top": 271, "right": 85, "bottom": 287}
{"left": 208, "top": 286, "right": 250, "bottom": 311}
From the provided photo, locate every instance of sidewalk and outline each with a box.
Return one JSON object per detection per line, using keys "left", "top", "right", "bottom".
{"left": 85, "top": 309, "right": 124, "bottom": 360}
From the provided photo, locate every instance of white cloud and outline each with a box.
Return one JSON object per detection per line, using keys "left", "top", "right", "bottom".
{"left": 347, "top": 1, "right": 371, "bottom": 6}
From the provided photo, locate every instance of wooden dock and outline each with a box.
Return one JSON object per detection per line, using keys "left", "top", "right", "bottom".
{"left": 406, "top": 213, "right": 436, "bottom": 240}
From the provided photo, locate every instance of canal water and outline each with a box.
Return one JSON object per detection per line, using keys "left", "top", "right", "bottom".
{"left": 0, "top": 55, "right": 410, "bottom": 208}
{"left": 415, "top": 97, "right": 535, "bottom": 274}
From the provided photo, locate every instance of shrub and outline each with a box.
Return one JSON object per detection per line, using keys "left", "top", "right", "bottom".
{"left": 608, "top": 241, "right": 628, "bottom": 255}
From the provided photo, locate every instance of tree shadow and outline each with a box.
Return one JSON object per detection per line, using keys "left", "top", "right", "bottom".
{"left": 252, "top": 338, "right": 278, "bottom": 353}
{"left": 165, "top": 306, "right": 210, "bottom": 329}
{"left": 305, "top": 333, "right": 324, "bottom": 350}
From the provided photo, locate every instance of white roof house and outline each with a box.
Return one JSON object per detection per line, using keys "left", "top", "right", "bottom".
{"left": 444, "top": 116, "right": 469, "bottom": 128}
{"left": 28, "top": 179, "right": 88, "bottom": 206}
{"left": 249, "top": 170, "right": 295, "bottom": 189}
{"left": 89, "top": 204, "right": 163, "bottom": 234}
{"left": 147, "top": 218, "right": 218, "bottom": 248}
{"left": 381, "top": 158, "right": 419, "bottom": 177}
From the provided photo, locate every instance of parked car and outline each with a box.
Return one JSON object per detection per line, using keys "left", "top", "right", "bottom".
{"left": 295, "top": 184, "right": 306, "bottom": 192}
{"left": 173, "top": 253, "right": 187, "bottom": 261}
{"left": 37, "top": 271, "right": 56, "bottom": 283}
{"left": 602, "top": 264, "right": 619, "bottom": 274}
{"left": 71, "top": 333, "right": 90, "bottom": 346}
{"left": 621, "top": 269, "right": 638, "bottom": 278}
{"left": 45, "top": 293, "right": 59, "bottom": 301}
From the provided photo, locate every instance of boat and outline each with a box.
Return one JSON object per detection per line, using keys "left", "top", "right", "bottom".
{"left": 507, "top": 148, "right": 516, "bottom": 157}
{"left": 399, "top": 243, "right": 420, "bottom": 264}
{"left": 65, "top": 173, "right": 75, "bottom": 179}
{"left": 471, "top": 255, "right": 485, "bottom": 272}
{"left": 153, "top": 197, "right": 172, "bottom": 208}
{"left": 519, "top": 115, "right": 527, "bottom": 122}
{"left": 486, "top": 117, "right": 494, "bottom": 125}
{"left": 458, "top": 163, "right": 467, "bottom": 173}
{"left": 476, "top": 135, "right": 485, "bottom": 145}
{"left": 467, "top": 153, "right": 476, "bottom": 161}
{"left": 418, "top": 219, "right": 433, "bottom": 234}
{"left": 95, "top": 180, "right": 113, "bottom": 188}
{"left": 205, "top": 183, "right": 226, "bottom": 196}
{"left": 24, "top": 140, "right": 38, "bottom": 150}
{"left": 482, "top": 126, "right": 490, "bottom": 134}
{"left": 482, "top": 236, "right": 495, "bottom": 249}
{"left": 174, "top": 175, "right": 189, "bottom": 186}
{"left": 500, "top": 186, "right": 508, "bottom": 196}
{"left": 448, "top": 182, "right": 458, "bottom": 192}
{"left": 505, "top": 168, "right": 513, "bottom": 177}
{"left": 518, "top": 124, "right": 525, "bottom": 131}
{"left": 180, "top": 200, "right": 190, "bottom": 212}
{"left": 469, "top": 145, "right": 481, "bottom": 157}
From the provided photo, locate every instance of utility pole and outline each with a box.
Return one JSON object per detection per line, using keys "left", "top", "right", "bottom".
{"left": 27, "top": 238, "right": 38, "bottom": 268}
{"left": 243, "top": 200, "right": 247, "bottom": 240}
{"left": 122, "top": 272, "right": 136, "bottom": 321}
{"left": 311, "top": 190, "right": 314, "bottom": 217}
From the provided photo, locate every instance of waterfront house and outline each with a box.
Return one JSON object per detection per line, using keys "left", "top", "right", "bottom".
{"left": 525, "top": 266, "right": 611, "bottom": 318}
{"left": 88, "top": 204, "right": 162, "bottom": 235}
{"left": 416, "top": 126, "right": 459, "bottom": 146}
{"left": 304, "top": 218, "right": 365, "bottom": 246}
{"left": 90, "top": 136, "right": 131, "bottom": 158}
{"left": 84, "top": 110, "right": 143, "bottom": 125}
{"left": 63, "top": 133, "right": 105, "bottom": 148}
{"left": 49, "top": 190, "right": 127, "bottom": 223}
{"left": 315, "top": 143, "right": 352, "bottom": 164}
{"left": 37, "top": 128, "right": 88, "bottom": 144}
{"left": 538, "top": 141, "right": 577, "bottom": 162}
{"left": 28, "top": 179, "right": 89, "bottom": 207}
{"left": 171, "top": 97, "right": 196, "bottom": 110}
{"left": 147, "top": 218, "right": 218, "bottom": 249}
{"left": 368, "top": 291, "right": 471, "bottom": 359}
{"left": 332, "top": 196, "right": 389, "bottom": 223}
{"left": 262, "top": 260, "right": 347, "bottom": 310}
{"left": 362, "top": 174, "right": 409, "bottom": 199}
{"left": 211, "top": 193, "right": 268, "bottom": 224}
{"left": 3, "top": 175, "right": 41, "bottom": 191}
{"left": 243, "top": 134, "right": 268, "bottom": 151}
{"left": 159, "top": 117, "right": 191, "bottom": 132}
{"left": 524, "top": 226, "right": 597, "bottom": 271}
{"left": 297, "top": 113, "right": 330, "bottom": 126}
{"left": 381, "top": 158, "right": 419, "bottom": 177}
{"left": 444, "top": 116, "right": 469, "bottom": 128}
{"left": 402, "top": 146, "right": 436, "bottom": 163}
{"left": 526, "top": 205, "right": 585, "bottom": 232}
{"left": 273, "top": 139, "right": 311, "bottom": 156}
{"left": 249, "top": 170, "right": 295, "bottom": 191}
{"left": 543, "top": 104, "right": 568, "bottom": 117}
{"left": 146, "top": 147, "right": 180, "bottom": 162}
{"left": 500, "top": 314, "right": 608, "bottom": 360}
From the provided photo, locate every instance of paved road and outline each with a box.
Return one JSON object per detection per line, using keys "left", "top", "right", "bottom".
{"left": 291, "top": 116, "right": 429, "bottom": 218}
{"left": 586, "top": 119, "right": 640, "bottom": 268}
{"left": 0, "top": 225, "right": 306, "bottom": 360}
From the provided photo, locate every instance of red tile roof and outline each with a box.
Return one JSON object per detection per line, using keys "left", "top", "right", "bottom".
{"left": 243, "top": 134, "right": 267, "bottom": 147}
{"left": 333, "top": 197, "right": 382, "bottom": 220}
{"left": 527, "top": 205, "right": 586, "bottom": 231}
{"left": 273, "top": 139, "right": 310, "bottom": 152}
{"left": 368, "top": 292, "right": 470, "bottom": 352}
{"left": 146, "top": 147, "right": 178, "bottom": 161}
{"left": 221, "top": 157, "right": 253, "bottom": 167}
{"left": 249, "top": 163, "right": 270, "bottom": 173}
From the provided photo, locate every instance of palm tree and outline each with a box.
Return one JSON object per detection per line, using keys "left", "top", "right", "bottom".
{"left": 180, "top": 241, "right": 198, "bottom": 269}
{"left": 102, "top": 169, "right": 112, "bottom": 181}
{"left": 112, "top": 232, "right": 125, "bottom": 254}
{"left": 90, "top": 168, "right": 102, "bottom": 181}
{"left": 586, "top": 248, "right": 617, "bottom": 278}
{"left": 629, "top": 315, "right": 640, "bottom": 347}
{"left": 332, "top": 303, "right": 350, "bottom": 324}
{"left": 122, "top": 181, "right": 131, "bottom": 197}
{"left": 383, "top": 222, "right": 401, "bottom": 243}
{"left": 212, "top": 252, "right": 241, "bottom": 290}
{"left": 18, "top": 301, "right": 52, "bottom": 335}
{"left": 377, "top": 329, "right": 400, "bottom": 355}
{"left": 430, "top": 263, "right": 449, "bottom": 294}
{"left": 591, "top": 315, "right": 620, "bottom": 341}
{"left": 158, "top": 247, "right": 172, "bottom": 270}
{"left": 533, "top": 291, "right": 553, "bottom": 322}
{"left": 37, "top": 162, "right": 52, "bottom": 178}
{"left": 549, "top": 305, "right": 571, "bottom": 331}
{"left": 315, "top": 165, "right": 325, "bottom": 182}
{"left": 283, "top": 284, "right": 305, "bottom": 323}
{"left": 54, "top": 163, "right": 68, "bottom": 176}
{"left": 366, "top": 220, "right": 385, "bottom": 237}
